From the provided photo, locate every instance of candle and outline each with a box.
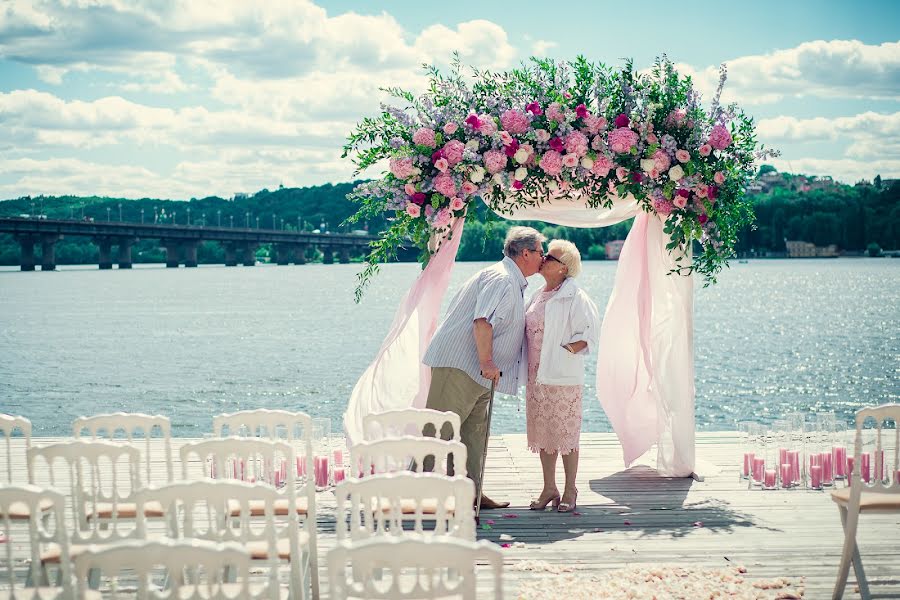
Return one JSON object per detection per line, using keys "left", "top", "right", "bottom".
{"left": 752, "top": 457, "right": 765, "bottom": 483}
{"left": 333, "top": 467, "right": 346, "bottom": 483}
{"left": 296, "top": 455, "right": 307, "bottom": 477}
{"left": 764, "top": 469, "right": 777, "bottom": 489}
{"left": 742, "top": 452, "right": 754, "bottom": 478}
{"left": 780, "top": 463, "right": 792, "bottom": 488}
{"left": 821, "top": 451, "right": 833, "bottom": 485}
{"left": 832, "top": 446, "right": 847, "bottom": 477}
{"left": 778, "top": 448, "right": 788, "bottom": 471}
{"left": 861, "top": 452, "right": 871, "bottom": 483}
{"left": 810, "top": 465, "right": 822, "bottom": 489}
{"left": 788, "top": 450, "right": 800, "bottom": 484}
{"left": 314, "top": 455, "right": 330, "bottom": 488}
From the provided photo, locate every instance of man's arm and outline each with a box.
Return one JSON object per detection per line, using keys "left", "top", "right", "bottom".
{"left": 474, "top": 318, "right": 500, "bottom": 384}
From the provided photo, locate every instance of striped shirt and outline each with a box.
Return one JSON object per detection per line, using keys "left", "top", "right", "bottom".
{"left": 423, "top": 257, "right": 528, "bottom": 395}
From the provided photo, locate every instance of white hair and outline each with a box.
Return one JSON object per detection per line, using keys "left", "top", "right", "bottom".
{"left": 548, "top": 239, "right": 582, "bottom": 278}
{"left": 503, "top": 226, "right": 546, "bottom": 258}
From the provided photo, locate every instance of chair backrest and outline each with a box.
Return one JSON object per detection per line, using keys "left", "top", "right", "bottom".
{"left": 27, "top": 440, "right": 142, "bottom": 543}
{"left": 0, "top": 413, "right": 32, "bottom": 484}
{"left": 327, "top": 536, "right": 503, "bottom": 600}
{"left": 350, "top": 436, "right": 467, "bottom": 478}
{"left": 850, "top": 404, "right": 900, "bottom": 498}
{"left": 335, "top": 472, "right": 475, "bottom": 542}
{"left": 363, "top": 408, "right": 462, "bottom": 441}
{"left": 0, "top": 484, "right": 73, "bottom": 598}
{"left": 73, "top": 538, "right": 264, "bottom": 599}
{"left": 73, "top": 412, "right": 174, "bottom": 483}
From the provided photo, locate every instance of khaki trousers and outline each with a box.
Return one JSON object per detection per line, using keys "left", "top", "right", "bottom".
{"left": 425, "top": 367, "right": 493, "bottom": 491}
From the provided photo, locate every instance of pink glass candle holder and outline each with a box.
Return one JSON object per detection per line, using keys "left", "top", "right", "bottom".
{"left": 860, "top": 452, "right": 871, "bottom": 483}
{"left": 333, "top": 466, "right": 346, "bottom": 484}
{"left": 809, "top": 465, "right": 822, "bottom": 489}
{"left": 787, "top": 450, "right": 801, "bottom": 485}
{"left": 743, "top": 452, "right": 755, "bottom": 479}
{"left": 780, "top": 463, "right": 793, "bottom": 489}
{"left": 296, "top": 455, "right": 307, "bottom": 477}
{"left": 763, "top": 468, "right": 777, "bottom": 490}
{"left": 333, "top": 448, "right": 344, "bottom": 467}
{"left": 751, "top": 457, "right": 765, "bottom": 486}
{"left": 314, "top": 455, "right": 330, "bottom": 489}
{"left": 832, "top": 445, "right": 847, "bottom": 479}
{"left": 820, "top": 451, "right": 834, "bottom": 487}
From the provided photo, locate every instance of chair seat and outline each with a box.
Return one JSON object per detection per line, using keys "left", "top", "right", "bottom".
{"left": 830, "top": 487, "right": 900, "bottom": 511}
{"left": 227, "top": 497, "right": 308, "bottom": 517}
{"left": 0, "top": 587, "right": 78, "bottom": 599}
{"left": 245, "top": 532, "right": 309, "bottom": 560}
{"left": 40, "top": 543, "right": 89, "bottom": 564}
{"left": 177, "top": 583, "right": 289, "bottom": 599}
{"left": 372, "top": 496, "right": 457, "bottom": 515}
{"left": 0, "top": 497, "right": 55, "bottom": 520}
{"left": 85, "top": 500, "right": 165, "bottom": 520}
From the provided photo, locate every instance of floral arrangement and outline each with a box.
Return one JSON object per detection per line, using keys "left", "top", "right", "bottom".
{"left": 343, "top": 55, "right": 777, "bottom": 299}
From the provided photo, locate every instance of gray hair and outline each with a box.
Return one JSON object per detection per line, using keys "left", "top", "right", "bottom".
{"left": 503, "top": 226, "right": 546, "bottom": 258}
{"left": 548, "top": 239, "right": 582, "bottom": 278}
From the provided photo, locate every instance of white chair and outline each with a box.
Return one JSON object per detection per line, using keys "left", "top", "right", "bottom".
{"left": 179, "top": 437, "right": 319, "bottom": 599}
{"left": 73, "top": 412, "right": 174, "bottom": 484}
{"left": 0, "top": 484, "right": 74, "bottom": 598}
{"left": 73, "top": 538, "right": 273, "bottom": 600}
{"left": 363, "top": 408, "right": 462, "bottom": 442}
{"left": 831, "top": 404, "right": 900, "bottom": 600}
{"left": 0, "top": 413, "right": 31, "bottom": 484}
{"left": 327, "top": 536, "right": 503, "bottom": 600}
{"left": 27, "top": 440, "right": 143, "bottom": 546}
{"left": 350, "top": 436, "right": 467, "bottom": 479}
{"left": 135, "top": 480, "right": 301, "bottom": 599}
{"left": 335, "top": 473, "right": 475, "bottom": 542}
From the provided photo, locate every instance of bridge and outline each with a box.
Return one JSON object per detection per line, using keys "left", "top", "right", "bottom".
{"left": 0, "top": 217, "right": 379, "bottom": 270}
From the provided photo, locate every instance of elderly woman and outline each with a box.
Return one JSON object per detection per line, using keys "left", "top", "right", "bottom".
{"left": 525, "top": 239, "right": 600, "bottom": 513}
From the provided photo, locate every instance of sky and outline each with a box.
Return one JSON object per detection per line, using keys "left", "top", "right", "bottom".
{"left": 0, "top": 0, "right": 898, "bottom": 200}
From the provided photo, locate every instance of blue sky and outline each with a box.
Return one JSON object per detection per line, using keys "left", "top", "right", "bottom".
{"left": 1, "top": 0, "right": 898, "bottom": 200}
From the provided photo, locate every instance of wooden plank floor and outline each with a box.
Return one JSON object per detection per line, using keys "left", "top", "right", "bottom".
{"left": 4, "top": 433, "right": 899, "bottom": 598}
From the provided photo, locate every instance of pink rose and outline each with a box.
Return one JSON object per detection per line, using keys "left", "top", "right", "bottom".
{"left": 646, "top": 133, "right": 658, "bottom": 145}
{"left": 562, "top": 153, "right": 579, "bottom": 168}
{"left": 648, "top": 168, "right": 660, "bottom": 180}
{"left": 535, "top": 129, "right": 551, "bottom": 143}
{"left": 405, "top": 203, "right": 421, "bottom": 217}
{"left": 714, "top": 171, "right": 726, "bottom": 185}
{"left": 389, "top": 157, "right": 415, "bottom": 179}
{"left": 695, "top": 183, "right": 709, "bottom": 199}
{"left": 652, "top": 149, "right": 671, "bottom": 172}
{"left": 563, "top": 91, "right": 572, "bottom": 100}
{"left": 483, "top": 149, "right": 507, "bottom": 174}
{"left": 412, "top": 127, "right": 436, "bottom": 148}
{"left": 591, "top": 135, "right": 605, "bottom": 151}
{"left": 499, "top": 131, "right": 513, "bottom": 146}
{"left": 673, "top": 195, "right": 687, "bottom": 209}
{"left": 404, "top": 183, "right": 417, "bottom": 195}
{"left": 652, "top": 197, "right": 674, "bottom": 216}
{"left": 434, "top": 157, "right": 449, "bottom": 172}
{"left": 614, "top": 113, "right": 630, "bottom": 128}
{"left": 500, "top": 109, "right": 530, "bottom": 134}
{"left": 616, "top": 167, "right": 628, "bottom": 181}
{"left": 432, "top": 207, "right": 452, "bottom": 229}
{"left": 583, "top": 114, "right": 607, "bottom": 135}
{"left": 443, "top": 122, "right": 458, "bottom": 135}
{"left": 519, "top": 143, "right": 535, "bottom": 163}
{"left": 676, "top": 149, "right": 691, "bottom": 163}
{"left": 698, "top": 144, "right": 712, "bottom": 157}
{"left": 450, "top": 197, "right": 465, "bottom": 211}
{"left": 591, "top": 155, "right": 614, "bottom": 177}
{"left": 708, "top": 124, "right": 733, "bottom": 150}
{"left": 565, "top": 131, "right": 589, "bottom": 157}
{"left": 608, "top": 127, "right": 639, "bottom": 154}
{"left": 477, "top": 114, "right": 497, "bottom": 136}
{"left": 433, "top": 173, "right": 457, "bottom": 197}
{"left": 546, "top": 102, "right": 566, "bottom": 123}
{"left": 539, "top": 151, "right": 563, "bottom": 177}
{"left": 442, "top": 140, "right": 465, "bottom": 165}
{"left": 707, "top": 185, "right": 719, "bottom": 202}
{"left": 461, "top": 181, "right": 477, "bottom": 196}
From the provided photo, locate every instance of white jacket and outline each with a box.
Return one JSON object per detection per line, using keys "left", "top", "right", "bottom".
{"left": 525, "top": 277, "right": 600, "bottom": 386}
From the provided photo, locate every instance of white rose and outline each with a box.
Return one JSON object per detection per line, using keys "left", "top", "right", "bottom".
{"left": 410, "top": 168, "right": 422, "bottom": 177}
{"left": 548, "top": 180, "right": 559, "bottom": 192}
{"left": 514, "top": 167, "right": 528, "bottom": 181}
{"left": 470, "top": 167, "right": 485, "bottom": 183}
{"left": 641, "top": 159, "right": 656, "bottom": 174}
{"left": 513, "top": 148, "right": 529, "bottom": 164}
{"left": 668, "top": 165, "right": 685, "bottom": 181}
{"left": 492, "top": 173, "right": 504, "bottom": 185}
{"left": 581, "top": 157, "right": 594, "bottom": 169}
{"left": 465, "top": 139, "right": 480, "bottom": 150}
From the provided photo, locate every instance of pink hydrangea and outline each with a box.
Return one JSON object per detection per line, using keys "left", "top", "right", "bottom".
{"left": 539, "top": 151, "right": 563, "bottom": 176}
{"left": 443, "top": 140, "right": 465, "bottom": 165}
{"left": 562, "top": 153, "right": 579, "bottom": 168}
{"left": 389, "top": 157, "right": 415, "bottom": 179}
{"left": 653, "top": 197, "right": 674, "bottom": 216}
{"left": 608, "top": 127, "right": 639, "bottom": 154}
{"left": 565, "top": 131, "right": 589, "bottom": 157}
{"left": 583, "top": 114, "right": 607, "bottom": 135}
{"left": 433, "top": 173, "right": 457, "bottom": 197}
{"left": 676, "top": 149, "right": 691, "bottom": 163}
{"left": 432, "top": 207, "right": 452, "bottom": 229}
{"left": 443, "top": 122, "right": 458, "bottom": 135}
{"left": 500, "top": 109, "right": 530, "bottom": 134}
{"left": 461, "top": 181, "right": 477, "bottom": 196}
{"left": 477, "top": 114, "right": 497, "bottom": 136}
{"left": 714, "top": 171, "right": 726, "bottom": 185}
{"left": 412, "top": 128, "right": 436, "bottom": 148}
{"left": 666, "top": 109, "right": 687, "bottom": 127}
{"left": 406, "top": 203, "right": 421, "bottom": 217}
{"left": 483, "top": 149, "right": 507, "bottom": 174}
{"left": 546, "top": 102, "right": 566, "bottom": 123}
{"left": 652, "top": 149, "right": 671, "bottom": 172}
{"left": 450, "top": 197, "right": 465, "bottom": 211}
{"left": 708, "top": 125, "right": 733, "bottom": 150}
{"left": 591, "top": 155, "right": 614, "bottom": 177}
{"left": 698, "top": 144, "right": 712, "bottom": 157}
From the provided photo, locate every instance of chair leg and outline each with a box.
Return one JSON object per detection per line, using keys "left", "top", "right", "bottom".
{"left": 833, "top": 506, "right": 853, "bottom": 600}
{"left": 835, "top": 505, "right": 870, "bottom": 600}
{"left": 88, "top": 566, "right": 101, "bottom": 590}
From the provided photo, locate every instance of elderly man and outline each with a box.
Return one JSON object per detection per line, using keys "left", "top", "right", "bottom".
{"left": 423, "top": 226, "right": 546, "bottom": 509}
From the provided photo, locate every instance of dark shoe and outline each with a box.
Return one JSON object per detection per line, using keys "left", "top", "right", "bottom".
{"left": 478, "top": 494, "right": 511, "bottom": 510}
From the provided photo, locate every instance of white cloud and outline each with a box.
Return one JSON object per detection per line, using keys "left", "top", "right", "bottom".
{"left": 531, "top": 39, "right": 557, "bottom": 57}
{"left": 757, "top": 111, "right": 900, "bottom": 142}
{"left": 768, "top": 156, "right": 900, "bottom": 185}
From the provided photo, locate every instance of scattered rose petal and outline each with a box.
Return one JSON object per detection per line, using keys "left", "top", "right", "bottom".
{"left": 501, "top": 513, "right": 518, "bottom": 518}
{"left": 693, "top": 521, "right": 703, "bottom": 527}
{"left": 623, "top": 520, "right": 631, "bottom": 526}
{"left": 500, "top": 543, "right": 512, "bottom": 548}
{"left": 485, "top": 519, "right": 495, "bottom": 525}
{"left": 572, "top": 511, "right": 582, "bottom": 516}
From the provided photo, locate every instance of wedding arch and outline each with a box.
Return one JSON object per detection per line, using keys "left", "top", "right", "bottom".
{"left": 341, "top": 56, "right": 775, "bottom": 476}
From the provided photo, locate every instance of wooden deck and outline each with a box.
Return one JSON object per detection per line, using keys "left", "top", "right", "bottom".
{"left": 5, "top": 432, "right": 899, "bottom": 598}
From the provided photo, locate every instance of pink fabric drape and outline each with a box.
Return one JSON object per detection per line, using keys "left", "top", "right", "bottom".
{"left": 343, "top": 218, "right": 465, "bottom": 446}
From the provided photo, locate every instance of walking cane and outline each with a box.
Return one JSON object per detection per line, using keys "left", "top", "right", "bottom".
{"left": 475, "top": 377, "right": 497, "bottom": 521}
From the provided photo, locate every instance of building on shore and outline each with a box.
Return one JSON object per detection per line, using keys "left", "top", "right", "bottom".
{"left": 605, "top": 240, "right": 626, "bottom": 260}
{"left": 785, "top": 240, "right": 839, "bottom": 258}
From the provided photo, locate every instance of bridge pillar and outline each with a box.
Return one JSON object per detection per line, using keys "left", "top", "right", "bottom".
{"left": 117, "top": 238, "right": 134, "bottom": 269}
{"left": 224, "top": 243, "right": 237, "bottom": 267}
{"left": 339, "top": 246, "right": 351, "bottom": 264}
{"left": 275, "top": 244, "right": 295, "bottom": 265}
{"left": 96, "top": 238, "right": 113, "bottom": 270}
{"left": 183, "top": 241, "right": 199, "bottom": 268}
{"left": 16, "top": 235, "right": 37, "bottom": 271}
{"left": 40, "top": 235, "right": 60, "bottom": 271}
{"left": 162, "top": 240, "right": 180, "bottom": 268}
{"left": 241, "top": 245, "right": 257, "bottom": 266}
{"left": 295, "top": 244, "right": 308, "bottom": 265}
{"left": 322, "top": 246, "right": 334, "bottom": 264}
